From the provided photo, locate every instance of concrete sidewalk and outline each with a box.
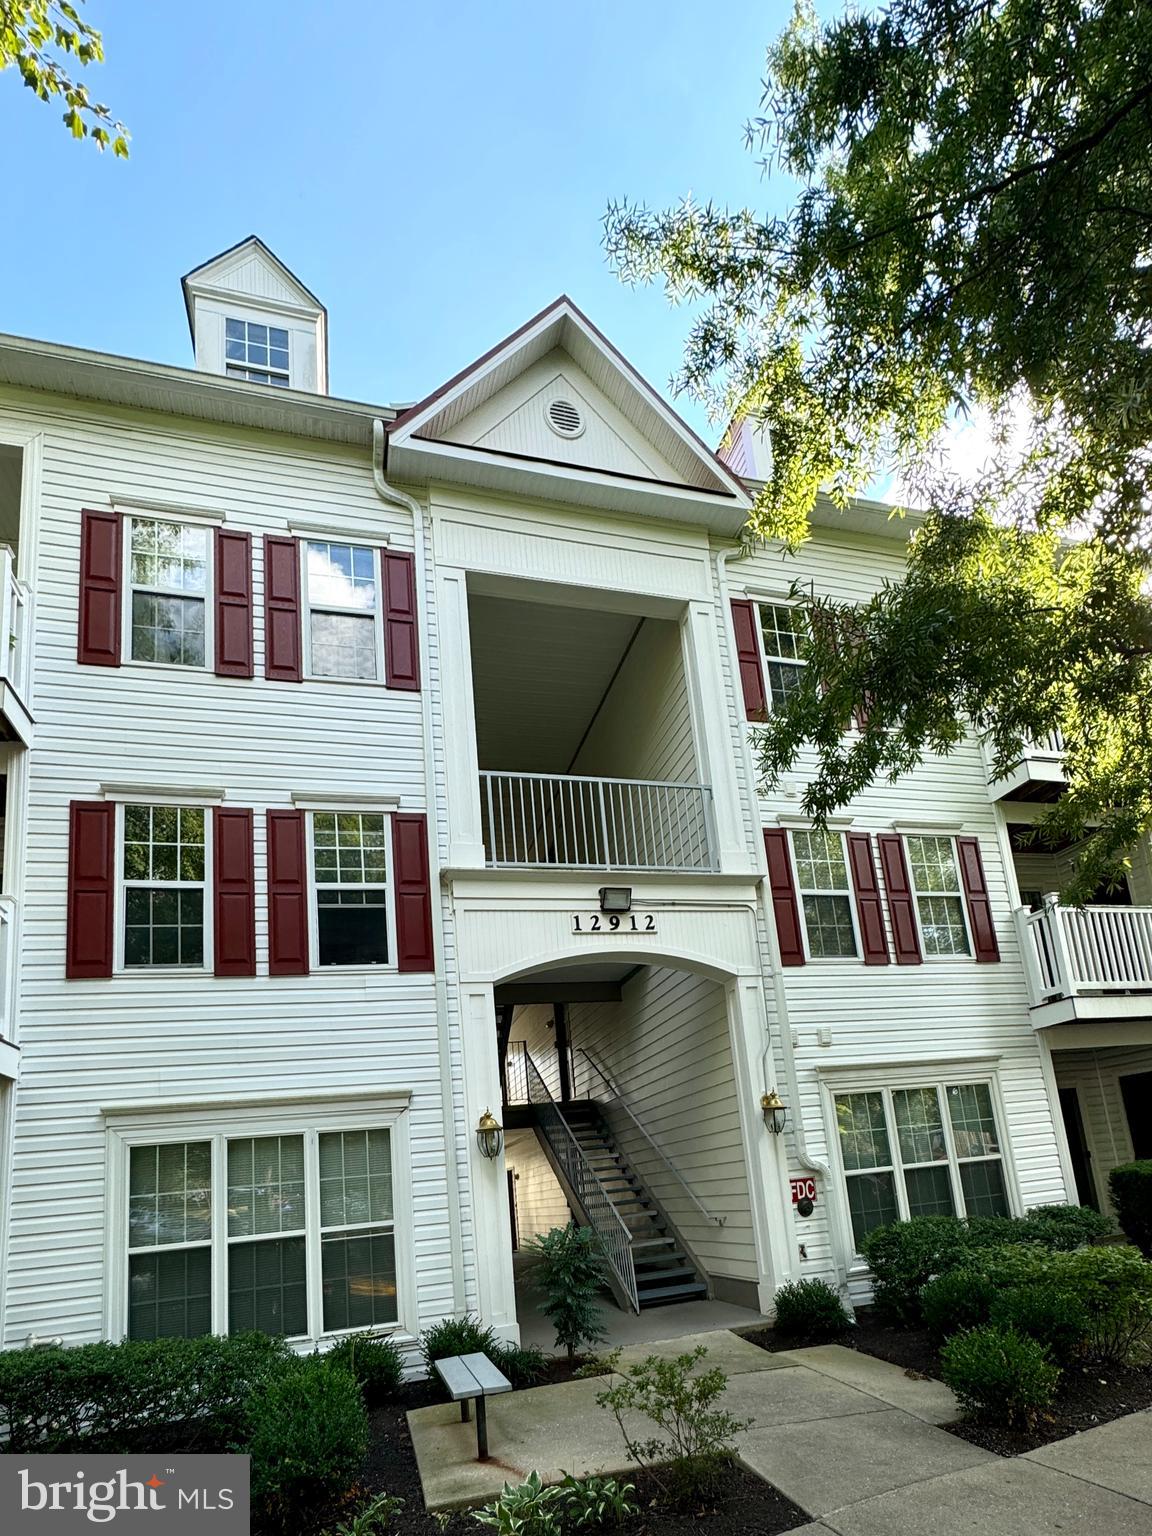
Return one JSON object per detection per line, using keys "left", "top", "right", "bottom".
{"left": 408, "top": 1331, "right": 1152, "bottom": 1531}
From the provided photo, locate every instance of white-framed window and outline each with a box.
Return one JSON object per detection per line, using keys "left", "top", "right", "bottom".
{"left": 758, "top": 602, "right": 805, "bottom": 711}
{"left": 310, "top": 811, "right": 391, "bottom": 967}
{"left": 906, "top": 835, "right": 971, "bottom": 956}
{"left": 833, "top": 1079, "right": 1010, "bottom": 1253}
{"left": 792, "top": 829, "right": 858, "bottom": 958}
{"left": 120, "top": 803, "right": 209, "bottom": 970}
{"left": 112, "top": 1103, "right": 408, "bottom": 1343}
{"left": 225, "top": 318, "right": 290, "bottom": 388}
{"left": 127, "top": 515, "right": 211, "bottom": 668}
{"left": 303, "top": 540, "right": 382, "bottom": 681}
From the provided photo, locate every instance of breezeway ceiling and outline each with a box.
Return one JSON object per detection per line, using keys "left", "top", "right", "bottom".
{"left": 468, "top": 592, "right": 640, "bottom": 773}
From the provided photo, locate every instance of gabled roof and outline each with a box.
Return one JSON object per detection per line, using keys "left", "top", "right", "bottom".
{"left": 180, "top": 236, "right": 327, "bottom": 336}
{"left": 385, "top": 297, "right": 751, "bottom": 529}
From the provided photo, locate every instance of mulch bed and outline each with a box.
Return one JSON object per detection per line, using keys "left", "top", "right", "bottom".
{"left": 740, "top": 1311, "right": 1152, "bottom": 1456}
{"left": 360, "top": 1376, "right": 809, "bottom": 1535}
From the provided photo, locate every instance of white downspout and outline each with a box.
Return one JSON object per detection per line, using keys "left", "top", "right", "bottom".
{"left": 371, "top": 419, "right": 466, "bottom": 1314}
{"left": 715, "top": 544, "right": 851, "bottom": 1295}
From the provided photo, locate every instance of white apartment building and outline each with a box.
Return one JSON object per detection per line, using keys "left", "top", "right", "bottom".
{"left": 0, "top": 238, "right": 1143, "bottom": 1360}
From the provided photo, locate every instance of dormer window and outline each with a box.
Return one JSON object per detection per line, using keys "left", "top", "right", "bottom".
{"left": 225, "top": 319, "right": 290, "bottom": 388}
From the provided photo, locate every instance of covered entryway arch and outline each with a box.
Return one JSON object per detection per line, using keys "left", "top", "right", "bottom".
{"left": 455, "top": 929, "right": 794, "bottom": 1341}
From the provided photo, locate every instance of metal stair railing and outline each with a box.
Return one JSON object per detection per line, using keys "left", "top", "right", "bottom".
{"left": 523, "top": 1051, "right": 639, "bottom": 1313}
{"left": 573, "top": 1048, "right": 725, "bottom": 1227}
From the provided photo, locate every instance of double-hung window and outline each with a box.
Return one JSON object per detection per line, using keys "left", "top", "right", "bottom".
{"left": 834, "top": 1080, "right": 1010, "bottom": 1252}
{"left": 312, "top": 812, "right": 390, "bottom": 966}
{"left": 121, "top": 1119, "right": 400, "bottom": 1341}
{"left": 906, "top": 835, "right": 971, "bottom": 956}
{"left": 225, "top": 318, "right": 290, "bottom": 387}
{"left": 792, "top": 829, "right": 858, "bottom": 957}
{"left": 758, "top": 603, "right": 805, "bottom": 711}
{"left": 304, "top": 541, "right": 381, "bottom": 680}
{"left": 128, "top": 516, "right": 210, "bottom": 667}
{"left": 122, "top": 804, "right": 207, "bottom": 968}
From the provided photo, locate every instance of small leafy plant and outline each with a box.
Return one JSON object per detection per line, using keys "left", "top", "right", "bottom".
{"left": 421, "top": 1315, "right": 501, "bottom": 1377}
{"left": 772, "top": 1278, "right": 852, "bottom": 1339}
{"left": 596, "top": 1345, "right": 750, "bottom": 1504}
{"left": 525, "top": 1225, "right": 608, "bottom": 1360}
{"left": 329, "top": 1492, "right": 406, "bottom": 1535}
{"left": 494, "top": 1342, "right": 549, "bottom": 1390}
{"left": 554, "top": 1474, "right": 637, "bottom": 1530}
{"left": 939, "top": 1325, "right": 1060, "bottom": 1429}
{"left": 472, "top": 1471, "right": 565, "bottom": 1536}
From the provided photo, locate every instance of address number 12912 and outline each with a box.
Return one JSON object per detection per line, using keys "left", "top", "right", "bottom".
{"left": 572, "top": 913, "right": 657, "bottom": 934}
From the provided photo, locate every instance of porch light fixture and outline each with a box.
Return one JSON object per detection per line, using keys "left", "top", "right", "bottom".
{"left": 599, "top": 887, "right": 632, "bottom": 914}
{"left": 761, "top": 1090, "right": 788, "bottom": 1135}
{"left": 476, "top": 1108, "right": 504, "bottom": 1160}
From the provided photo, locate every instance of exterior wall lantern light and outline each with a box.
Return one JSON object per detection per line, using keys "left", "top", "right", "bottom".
{"left": 599, "top": 887, "right": 632, "bottom": 914}
{"left": 761, "top": 1089, "right": 788, "bottom": 1135}
{"left": 476, "top": 1108, "right": 504, "bottom": 1160}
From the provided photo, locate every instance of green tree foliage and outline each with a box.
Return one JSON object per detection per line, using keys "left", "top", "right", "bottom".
{"left": 605, "top": 0, "right": 1152, "bottom": 898}
{"left": 1, "top": 1, "right": 128, "bottom": 153}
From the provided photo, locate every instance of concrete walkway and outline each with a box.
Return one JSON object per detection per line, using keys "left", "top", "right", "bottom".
{"left": 408, "top": 1331, "right": 1152, "bottom": 1532}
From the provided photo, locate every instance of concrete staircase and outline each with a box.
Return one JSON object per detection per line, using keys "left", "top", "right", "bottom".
{"left": 559, "top": 1100, "right": 707, "bottom": 1309}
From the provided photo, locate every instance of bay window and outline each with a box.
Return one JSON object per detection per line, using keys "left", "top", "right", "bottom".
{"left": 833, "top": 1079, "right": 1010, "bottom": 1252}
{"left": 118, "top": 1114, "right": 402, "bottom": 1341}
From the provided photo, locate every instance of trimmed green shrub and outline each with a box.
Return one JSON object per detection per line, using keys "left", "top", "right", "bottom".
{"left": 920, "top": 1267, "right": 998, "bottom": 1341}
{"left": 525, "top": 1224, "right": 608, "bottom": 1360}
{"left": 772, "top": 1278, "right": 852, "bottom": 1339}
{"left": 323, "top": 1331, "right": 405, "bottom": 1406}
{"left": 1109, "top": 1162, "right": 1152, "bottom": 1258}
{"left": 860, "top": 1216, "right": 973, "bottom": 1322}
{"left": 0, "top": 1332, "right": 291, "bottom": 1454}
{"left": 246, "top": 1356, "right": 368, "bottom": 1534}
{"left": 421, "top": 1314, "right": 501, "bottom": 1376}
{"left": 493, "top": 1341, "right": 549, "bottom": 1390}
{"left": 940, "top": 1325, "right": 1061, "bottom": 1428}
{"left": 1056, "top": 1243, "right": 1152, "bottom": 1363}
{"left": 989, "top": 1285, "right": 1090, "bottom": 1366}
{"left": 1020, "top": 1203, "right": 1112, "bottom": 1250}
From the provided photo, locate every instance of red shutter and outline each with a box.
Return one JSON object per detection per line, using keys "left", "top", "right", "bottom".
{"left": 731, "top": 599, "right": 767, "bottom": 720}
{"left": 957, "top": 836, "right": 1001, "bottom": 962}
{"left": 66, "top": 801, "right": 115, "bottom": 978}
{"left": 213, "top": 808, "right": 256, "bottom": 976}
{"left": 392, "top": 812, "right": 434, "bottom": 972}
{"left": 878, "top": 834, "right": 923, "bottom": 964}
{"left": 383, "top": 550, "right": 421, "bottom": 691}
{"left": 215, "top": 529, "right": 253, "bottom": 678}
{"left": 267, "top": 809, "right": 309, "bottom": 975}
{"left": 847, "top": 832, "right": 890, "bottom": 965}
{"left": 264, "top": 536, "right": 302, "bottom": 682}
{"left": 77, "top": 509, "right": 122, "bottom": 667}
{"left": 763, "top": 829, "right": 805, "bottom": 966}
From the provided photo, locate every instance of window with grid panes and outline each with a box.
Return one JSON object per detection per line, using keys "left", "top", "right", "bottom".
{"left": 835, "top": 1081, "right": 1009, "bottom": 1252}
{"left": 122, "top": 805, "right": 206, "bottom": 967}
{"left": 906, "top": 836, "right": 971, "bottom": 956}
{"left": 129, "top": 517, "right": 209, "bottom": 667}
{"left": 792, "top": 829, "right": 858, "bottom": 957}
{"left": 758, "top": 603, "right": 805, "bottom": 710}
{"left": 224, "top": 318, "right": 290, "bottom": 387}
{"left": 122, "top": 1126, "right": 398, "bottom": 1340}
{"left": 305, "top": 541, "right": 379, "bottom": 679}
{"left": 313, "top": 812, "right": 389, "bottom": 966}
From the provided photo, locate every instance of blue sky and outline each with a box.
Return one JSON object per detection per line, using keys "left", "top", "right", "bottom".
{"left": 0, "top": 1, "right": 801, "bottom": 442}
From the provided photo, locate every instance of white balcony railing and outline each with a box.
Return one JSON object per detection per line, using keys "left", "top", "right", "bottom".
{"left": 0, "top": 547, "right": 29, "bottom": 699}
{"left": 479, "top": 771, "right": 718, "bottom": 873}
{"left": 1016, "top": 899, "right": 1152, "bottom": 1006}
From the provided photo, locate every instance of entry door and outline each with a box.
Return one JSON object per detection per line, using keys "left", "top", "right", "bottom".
{"left": 1058, "top": 1087, "right": 1099, "bottom": 1210}
{"left": 1120, "top": 1072, "right": 1152, "bottom": 1160}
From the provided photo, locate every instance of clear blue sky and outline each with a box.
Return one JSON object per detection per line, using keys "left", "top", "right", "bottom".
{"left": 0, "top": 0, "right": 801, "bottom": 442}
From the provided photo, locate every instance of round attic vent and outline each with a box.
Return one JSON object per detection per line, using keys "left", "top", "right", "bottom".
{"left": 546, "top": 398, "right": 584, "bottom": 438}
